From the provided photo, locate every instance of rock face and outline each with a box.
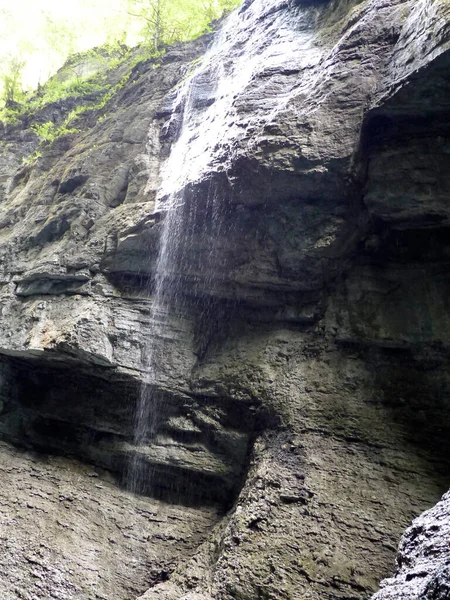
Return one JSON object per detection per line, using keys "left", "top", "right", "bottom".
{"left": 372, "top": 491, "right": 450, "bottom": 600}
{"left": 0, "top": 441, "right": 218, "bottom": 600}
{"left": 0, "top": 0, "right": 450, "bottom": 598}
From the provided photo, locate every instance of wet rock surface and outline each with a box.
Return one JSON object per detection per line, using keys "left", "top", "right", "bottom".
{"left": 0, "top": 0, "right": 450, "bottom": 598}
{"left": 0, "top": 353, "right": 259, "bottom": 508}
{"left": 0, "top": 441, "right": 218, "bottom": 600}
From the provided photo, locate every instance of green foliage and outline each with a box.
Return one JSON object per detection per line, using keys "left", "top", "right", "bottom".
{"left": 126, "top": 0, "right": 241, "bottom": 50}
{"left": 42, "top": 14, "right": 77, "bottom": 62}
{"left": 1, "top": 56, "right": 26, "bottom": 107}
{"left": 20, "top": 45, "right": 146, "bottom": 151}
{"left": 22, "top": 150, "right": 41, "bottom": 165}
{"left": 31, "top": 119, "right": 79, "bottom": 144}
{"left": 31, "top": 121, "right": 57, "bottom": 142}
{"left": 0, "top": 72, "right": 109, "bottom": 125}
{"left": 0, "top": 1, "right": 242, "bottom": 113}
{"left": 35, "top": 78, "right": 105, "bottom": 107}
{"left": 0, "top": 1, "right": 243, "bottom": 128}
{"left": 1, "top": 0, "right": 243, "bottom": 103}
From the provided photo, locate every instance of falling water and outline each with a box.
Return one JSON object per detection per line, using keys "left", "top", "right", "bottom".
{"left": 127, "top": 0, "right": 321, "bottom": 495}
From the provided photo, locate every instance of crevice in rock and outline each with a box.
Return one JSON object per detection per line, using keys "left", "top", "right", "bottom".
{"left": 58, "top": 174, "right": 89, "bottom": 194}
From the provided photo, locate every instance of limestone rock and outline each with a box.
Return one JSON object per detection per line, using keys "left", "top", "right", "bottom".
{"left": 372, "top": 491, "right": 450, "bottom": 600}
{"left": 0, "top": 0, "right": 450, "bottom": 599}
{"left": 0, "top": 441, "right": 218, "bottom": 600}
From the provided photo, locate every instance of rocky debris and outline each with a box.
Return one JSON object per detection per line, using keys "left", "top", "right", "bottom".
{"left": 372, "top": 491, "right": 450, "bottom": 600}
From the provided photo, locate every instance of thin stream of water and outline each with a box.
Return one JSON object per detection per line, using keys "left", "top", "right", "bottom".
{"left": 127, "top": 0, "right": 317, "bottom": 494}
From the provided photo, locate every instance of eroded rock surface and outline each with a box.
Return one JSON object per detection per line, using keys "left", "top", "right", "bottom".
{"left": 0, "top": 0, "right": 450, "bottom": 598}
{"left": 0, "top": 441, "right": 218, "bottom": 600}
{"left": 372, "top": 491, "right": 450, "bottom": 600}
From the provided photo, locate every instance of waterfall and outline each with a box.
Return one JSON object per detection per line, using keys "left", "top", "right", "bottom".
{"left": 126, "top": 0, "right": 319, "bottom": 495}
{"left": 125, "top": 18, "right": 237, "bottom": 493}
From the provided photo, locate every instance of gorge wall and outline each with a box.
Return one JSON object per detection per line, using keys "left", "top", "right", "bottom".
{"left": 0, "top": 0, "right": 450, "bottom": 598}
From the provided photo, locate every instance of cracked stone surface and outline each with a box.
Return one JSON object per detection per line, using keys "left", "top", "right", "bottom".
{"left": 0, "top": 442, "right": 218, "bottom": 600}
{"left": 372, "top": 491, "right": 450, "bottom": 600}
{"left": 0, "top": 0, "right": 450, "bottom": 598}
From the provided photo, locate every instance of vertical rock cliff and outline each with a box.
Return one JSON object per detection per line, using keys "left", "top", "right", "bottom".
{"left": 0, "top": 0, "right": 449, "bottom": 598}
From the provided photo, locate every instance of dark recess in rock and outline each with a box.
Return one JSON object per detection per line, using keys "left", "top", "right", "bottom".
{"left": 58, "top": 174, "right": 89, "bottom": 194}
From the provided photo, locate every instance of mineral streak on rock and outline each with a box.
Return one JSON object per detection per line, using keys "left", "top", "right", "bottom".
{"left": 0, "top": 0, "right": 450, "bottom": 598}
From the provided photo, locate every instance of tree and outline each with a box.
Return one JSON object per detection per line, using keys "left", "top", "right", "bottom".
{"left": 0, "top": 0, "right": 243, "bottom": 110}
{"left": 199, "top": 0, "right": 240, "bottom": 24}
{"left": 1, "top": 56, "right": 25, "bottom": 107}
{"left": 127, "top": 0, "right": 168, "bottom": 52}
{"left": 126, "top": 0, "right": 242, "bottom": 51}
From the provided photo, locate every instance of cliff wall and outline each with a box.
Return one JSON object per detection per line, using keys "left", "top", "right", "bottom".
{"left": 0, "top": 0, "right": 449, "bottom": 598}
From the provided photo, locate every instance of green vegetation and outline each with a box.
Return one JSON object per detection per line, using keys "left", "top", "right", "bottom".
{"left": 0, "top": 0, "right": 241, "bottom": 120}
{"left": 31, "top": 120, "right": 79, "bottom": 143}
{"left": 126, "top": 0, "right": 241, "bottom": 51}
{"left": 0, "top": 57, "right": 26, "bottom": 108}
{"left": 0, "top": 0, "right": 241, "bottom": 165}
{"left": 9, "top": 44, "right": 160, "bottom": 161}
{"left": 0, "top": 47, "right": 118, "bottom": 125}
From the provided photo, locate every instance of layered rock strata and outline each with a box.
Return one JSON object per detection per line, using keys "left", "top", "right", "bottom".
{"left": 0, "top": 0, "right": 449, "bottom": 598}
